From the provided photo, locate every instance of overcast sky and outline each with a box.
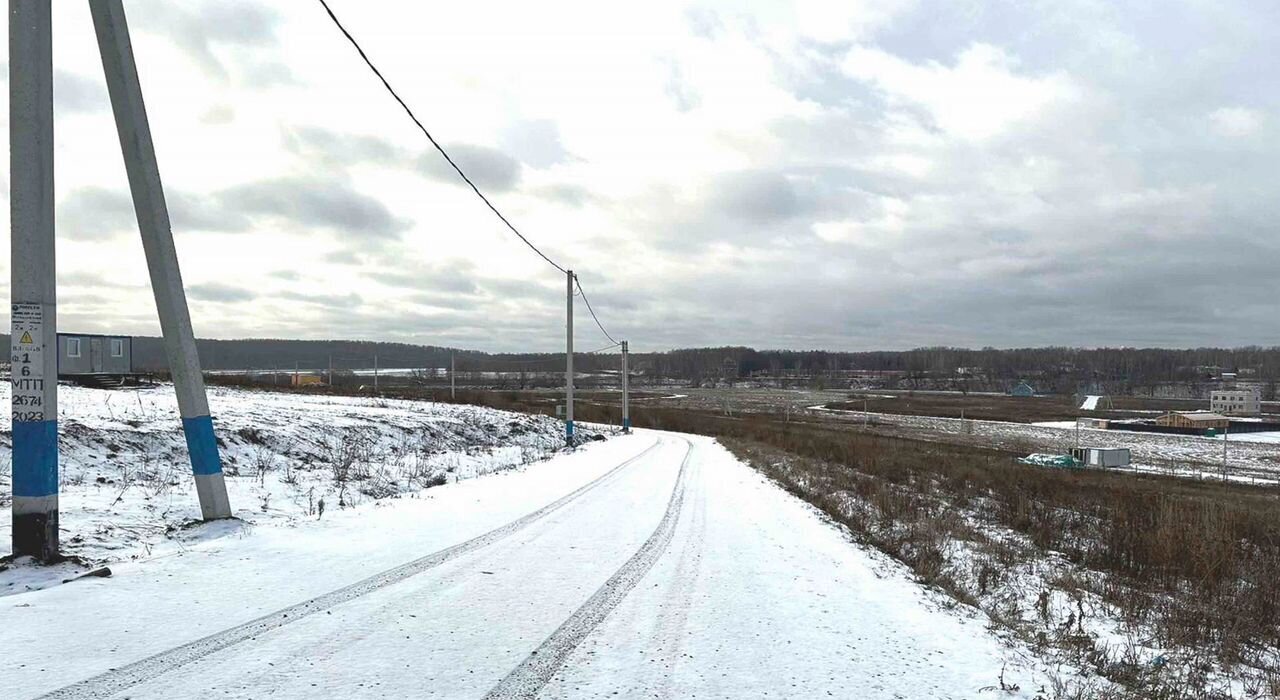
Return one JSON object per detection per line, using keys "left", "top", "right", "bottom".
{"left": 3, "top": 0, "right": 1278, "bottom": 352}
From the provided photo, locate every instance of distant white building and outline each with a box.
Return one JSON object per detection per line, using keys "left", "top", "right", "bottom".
{"left": 1210, "top": 388, "right": 1261, "bottom": 416}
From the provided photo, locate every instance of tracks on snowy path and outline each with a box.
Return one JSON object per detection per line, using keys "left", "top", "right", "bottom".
{"left": 36, "top": 438, "right": 664, "bottom": 700}
{"left": 483, "top": 438, "right": 695, "bottom": 700}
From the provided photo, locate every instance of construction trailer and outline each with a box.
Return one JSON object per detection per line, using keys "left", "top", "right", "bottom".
{"left": 1070, "top": 447, "right": 1131, "bottom": 468}
{"left": 56, "top": 332, "right": 133, "bottom": 380}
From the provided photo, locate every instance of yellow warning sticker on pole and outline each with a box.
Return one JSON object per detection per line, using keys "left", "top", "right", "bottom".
{"left": 11, "top": 303, "right": 46, "bottom": 422}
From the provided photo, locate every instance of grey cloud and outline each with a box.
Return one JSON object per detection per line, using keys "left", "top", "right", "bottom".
{"left": 169, "top": 190, "right": 251, "bottom": 233}
{"left": 368, "top": 261, "right": 479, "bottom": 296}
{"left": 325, "top": 250, "right": 364, "bottom": 265}
{"left": 664, "top": 61, "right": 701, "bottom": 112}
{"left": 242, "top": 61, "right": 297, "bottom": 88}
{"left": 54, "top": 70, "right": 108, "bottom": 114}
{"left": 411, "top": 292, "right": 482, "bottom": 312}
{"left": 277, "top": 290, "right": 363, "bottom": 308}
{"left": 476, "top": 277, "right": 560, "bottom": 300}
{"left": 53, "top": 1, "right": 1280, "bottom": 352}
{"left": 269, "top": 270, "right": 301, "bottom": 281}
{"left": 284, "top": 126, "right": 401, "bottom": 167}
{"left": 631, "top": 167, "right": 865, "bottom": 252}
{"left": 536, "top": 183, "right": 598, "bottom": 208}
{"left": 59, "top": 271, "right": 141, "bottom": 290}
{"left": 500, "top": 120, "right": 570, "bottom": 169}
{"left": 417, "top": 144, "right": 521, "bottom": 192}
{"left": 200, "top": 104, "right": 235, "bottom": 125}
{"left": 189, "top": 283, "right": 256, "bottom": 303}
{"left": 685, "top": 8, "right": 724, "bottom": 39}
{"left": 710, "top": 171, "right": 804, "bottom": 222}
{"left": 217, "top": 177, "right": 411, "bottom": 239}
{"left": 131, "top": 0, "right": 282, "bottom": 82}
{"left": 58, "top": 187, "right": 135, "bottom": 240}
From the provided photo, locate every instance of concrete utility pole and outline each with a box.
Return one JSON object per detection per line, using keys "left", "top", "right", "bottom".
{"left": 1222, "top": 426, "right": 1229, "bottom": 482}
{"left": 621, "top": 340, "right": 630, "bottom": 432}
{"left": 373, "top": 353, "right": 379, "bottom": 393}
{"left": 10, "top": 0, "right": 59, "bottom": 561}
{"left": 328, "top": 354, "right": 333, "bottom": 387}
{"left": 565, "top": 270, "right": 575, "bottom": 445}
{"left": 450, "top": 352, "right": 456, "bottom": 400}
{"left": 91, "top": 0, "right": 230, "bottom": 520}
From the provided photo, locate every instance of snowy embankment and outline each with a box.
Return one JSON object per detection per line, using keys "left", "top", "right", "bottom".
{"left": 7, "top": 432, "right": 1064, "bottom": 699}
{"left": 0, "top": 384, "right": 602, "bottom": 589}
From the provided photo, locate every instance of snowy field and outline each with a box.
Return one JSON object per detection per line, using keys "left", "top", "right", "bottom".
{"left": 6, "top": 431, "right": 1069, "bottom": 699}
{"left": 0, "top": 383, "right": 603, "bottom": 589}
{"left": 814, "top": 405, "right": 1280, "bottom": 483}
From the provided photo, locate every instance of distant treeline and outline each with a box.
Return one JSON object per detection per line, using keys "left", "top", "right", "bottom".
{"left": 645, "top": 346, "right": 1280, "bottom": 397}
{"left": 3, "top": 335, "right": 1280, "bottom": 388}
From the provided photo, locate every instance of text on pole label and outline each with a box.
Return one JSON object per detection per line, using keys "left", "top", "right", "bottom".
{"left": 11, "top": 303, "right": 45, "bottom": 422}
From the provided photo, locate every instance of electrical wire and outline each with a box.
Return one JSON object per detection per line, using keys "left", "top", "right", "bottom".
{"left": 584, "top": 341, "right": 621, "bottom": 354}
{"left": 316, "top": 0, "right": 566, "bottom": 274}
{"left": 317, "top": 0, "right": 625, "bottom": 349}
{"left": 574, "top": 275, "right": 617, "bottom": 345}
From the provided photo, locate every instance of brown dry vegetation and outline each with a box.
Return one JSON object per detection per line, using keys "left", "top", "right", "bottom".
{"left": 522, "top": 396, "right": 1280, "bottom": 697}
{"left": 207, "top": 380, "right": 1280, "bottom": 697}
{"left": 826, "top": 392, "right": 1256, "bottom": 424}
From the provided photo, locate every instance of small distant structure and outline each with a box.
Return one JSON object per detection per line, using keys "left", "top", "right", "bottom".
{"left": 1078, "top": 395, "right": 1113, "bottom": 411}
{"left": 1009, "top": 380, "right": 1036, "bottom": 397}
{"left": 720, "top": 356, "right": 739, "bottom": 379}
{"left": 290, "top": 374, "right": 322, "bottom": 388}
{"left": 1156, "top": 411, "right": 1230, "bottom": 430}
{"left": 1070, "top": 447, "right": 1131, "bottom": 468}
{"left": 1210, "top": 388, "right": 1261, "bottom": 416}
{"left": 57, "top": 332, "right": 132, "bottom": 384}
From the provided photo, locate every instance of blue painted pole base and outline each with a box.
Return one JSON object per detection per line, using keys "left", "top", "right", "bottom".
{"left": 623, "top": 417, "right": 631, "bottom": 432}
{"left": 566, "top": 420, "right": 575, "bottom": 445}
{"left": 181, "top": 415, "right": 232, "bottom": 520}
{"left": 12, "top": 419, "right": 59, "bottom": 560}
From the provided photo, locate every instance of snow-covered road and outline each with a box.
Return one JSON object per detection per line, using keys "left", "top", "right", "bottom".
{"left": 9, "top": 431, "right": 1048, "bottom": 699}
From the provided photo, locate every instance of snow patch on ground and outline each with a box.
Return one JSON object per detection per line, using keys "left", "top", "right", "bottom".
{"left": 0, "top": 384, "right": 606, "bottom": 593}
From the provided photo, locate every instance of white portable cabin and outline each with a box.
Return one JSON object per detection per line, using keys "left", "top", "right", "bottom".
{"left": 57, "top": 332, "right": 132, "bottom": 376}
{"left": 1070, "top": 447, "right": 1130, "bottom": 468}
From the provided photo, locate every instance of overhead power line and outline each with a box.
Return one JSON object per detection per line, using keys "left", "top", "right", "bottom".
{"left": 317, "top": 1, "right": 622, "bottom": 349}
{"left": 316, "top": 0, "right": 566, "bottom": 274}
{"left": 575, "top": 276, "right": 617, "bottom": 345}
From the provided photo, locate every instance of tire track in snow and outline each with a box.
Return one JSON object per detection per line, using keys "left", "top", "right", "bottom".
{"left": 647, "top": 469, "right": 705, "bottom": 699}
{"left": 483, "top": 438, "right": 694, "bottom": 700}
{"left": 36, "top": 438, "right": 665, "bottom": 700}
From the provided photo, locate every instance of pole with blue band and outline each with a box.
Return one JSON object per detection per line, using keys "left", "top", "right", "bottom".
{"left": 10, "top": 0, "right": 60, "bottom": 561}
{"left": 91, "top": 0, "right": 231, "bottom": 520}
{"left": 566, "top": 270, "right": 575, "bottom": 445}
